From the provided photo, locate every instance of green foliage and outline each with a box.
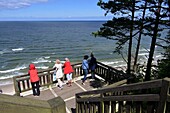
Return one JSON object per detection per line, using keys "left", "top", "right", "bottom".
{"left": 94, "top": 0, "right": 170, "bottom": 79}
{"left": 157, "top": 59, "right": 170, "bottom": 78}
{"left": 157, "top": 31, "right": 170, "bottom": 78}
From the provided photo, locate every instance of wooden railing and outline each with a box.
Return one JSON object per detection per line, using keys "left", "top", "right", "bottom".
{"left": 13, "top": 68, "right": 54, "bottom": 96}
{"left": 13, "top": 61, "right": 128, "bottom": 96}
{"left": 13, "top": 62, "right": 83, "bottom": 96}
{"left": 96, "top": 62, "right": 129, "bottom": 84}
{"left": 76, "top": 77, "right": 170, "bottom": 113}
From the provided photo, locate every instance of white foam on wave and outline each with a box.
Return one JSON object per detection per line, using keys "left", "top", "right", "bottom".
{"left": 44, "top": 56, "right": 50, "bottom": 59}
{"left": 0, "top": 65, "right": 27, "bottom": 74}
{"left": 32, "top": 57, "right": 51, "bottom": 64}
{"left": 155, "top": 54, "right": 163, "bottom": 58}
{"left": 0, "top": 48, "right": 24, "bottom": 54}
{"left": 36, "top": 66, "right": 49, "bottom": 69}
{"left": 0, "top": 49, "right": 11, "bottom": 54}
{"left": 12, "top": 48, "right": 24, "bottom": 51}
{"left": 113, "top": 64, "right": 127, "bottom": 67}
{"left": 0, "top": 72, "right": 25, "bottom": 80}
{"left": 138, "top": 53, "right": 149, "bottom": 56}
{"left": 102, "top": 61, "right": 124, "bottom": 65}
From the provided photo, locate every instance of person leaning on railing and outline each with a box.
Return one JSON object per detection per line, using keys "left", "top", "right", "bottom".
{"left": 82, "top": 55, "right": 89, "bottom": 85}
{"left": 28, "top": 63, "right": 40, "bottom": 97}
{"left": 89, "top": 53, "right": 97, "bottom": 81}
{"left": 63, "top": 58, "right": 73, "bottom": 87}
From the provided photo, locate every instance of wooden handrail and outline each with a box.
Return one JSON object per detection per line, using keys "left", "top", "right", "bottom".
{"left": 76, "top": 78, "right": 170, "bottom": 113}
{"left": 13, "top": 61, "right": 128, "bottom": 96}
{"left": 13, "top": 62, "right": 83, "bottom": 96}
{"left": 76, "top": 78, "right": 163, "bottom": 96}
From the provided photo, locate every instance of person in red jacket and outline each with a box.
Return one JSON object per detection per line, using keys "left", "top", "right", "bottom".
{"left": 63, "top": 58, "right": 73, "bottom": 87}
{"left": 28, "top": 63, "right": 40, "bottom": 96}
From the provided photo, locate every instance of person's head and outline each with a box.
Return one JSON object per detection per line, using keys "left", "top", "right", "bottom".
{"left": 65, "top": 58, "right": 69, "bottom": 62}
{"left": 29, "top": 63, "right": 36, "bottom": 70}
{"left": 84, "top": 55, "right": 89, "bottom": 60}
{"left": 56, "top": 59, "right": 60, "bottom": 64}
{"left": 90, "top": 53, "right": 94, "bottom": 57}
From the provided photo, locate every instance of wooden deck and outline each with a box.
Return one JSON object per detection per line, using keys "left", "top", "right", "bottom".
{"left": 22, "top": 75, "right": 106, "bottom": 113}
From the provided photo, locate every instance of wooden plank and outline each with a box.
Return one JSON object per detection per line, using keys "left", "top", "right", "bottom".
{"left": 146, "top": 102, "right": 154, "bottom": 113}
{"left": 76, "top": 94, "right": 160, "bottom": 102}
{"left": 13, "top": 76, "right": 20, "bottom": 96}
{"left": 136, "top": 102, "right": 142, "bottom": 113}
{"left": 156, "top": 80, "right": 169, "bottom": 113}
{"left": 118, "top": 101, "right": 123, "bottom": 113}
{"left": 167, "top": 94, "right": 170, "bottom": 102}
{"left": 125, "top": 101, "right": 131, "bottom": 113}
{"left": 26, "top": 79, "right": 30, "bottom": 89}
{"left": 22, "top": 80, "right": 25, "bottom": 90}
{"left": 111, "top": 101, "right": 116, "bottom": 113}
{"left": 76, "top": 79, "right": 162, "bottom": 96}
{"left": 76, "top": 102, "right": 79, "bottom": 113}
{"left": 100, "top": 94, "right": 104, "bottom": 113}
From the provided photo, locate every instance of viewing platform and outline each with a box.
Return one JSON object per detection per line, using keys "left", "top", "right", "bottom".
{"left": 22, "top": 75, "right": 106, "bottom": 113}
{"left": 0, "top": 61, "right": 169, "bottom": 113}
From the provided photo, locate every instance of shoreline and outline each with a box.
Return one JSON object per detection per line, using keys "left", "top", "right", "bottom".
{"left": 0, "top": 83, "right": 15, "bottom": 95}
{"left": 0, "top": 78, "right": 15, "bottom": 95}
{"left": 0, "top": 59, "right": 159, "bottom": 96}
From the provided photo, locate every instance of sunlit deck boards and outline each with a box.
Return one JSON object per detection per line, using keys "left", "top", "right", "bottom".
{"left": 23, "top": 75, "right": 106, "bottom": 113}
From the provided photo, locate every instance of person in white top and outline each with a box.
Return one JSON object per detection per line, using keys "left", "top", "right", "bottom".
{"left": 53, "top": 59, "right": 64, "bottom": 89}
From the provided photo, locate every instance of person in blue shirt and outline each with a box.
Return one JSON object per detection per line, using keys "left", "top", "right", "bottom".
{"left": 82, "top": 55, "right": 89, "bottom": 85}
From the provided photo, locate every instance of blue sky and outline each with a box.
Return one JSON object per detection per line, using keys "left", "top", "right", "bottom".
{"left": 0, "top": 0, "right": 111, "bottom": 21}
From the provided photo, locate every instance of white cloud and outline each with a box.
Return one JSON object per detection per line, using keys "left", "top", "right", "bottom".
{"left": 0, "top": 0, "right": 48, "bottom": 9}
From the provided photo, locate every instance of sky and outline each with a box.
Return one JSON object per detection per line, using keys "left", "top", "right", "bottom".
{"left": 0, "top": 0, "right": 111, "bottom": 21}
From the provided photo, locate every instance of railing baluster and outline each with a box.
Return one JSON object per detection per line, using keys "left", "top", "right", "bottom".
{"left": 136, "top": 102, "right": 142, "bottom": 113}
{"left": 111, "top": 101, "right": 116, "bottom": 113}
{"left": 26, "top": 79, "right": 30, "bottom": 89}
{"left": 22, "top": 80, "right": 25, "bottom": 90}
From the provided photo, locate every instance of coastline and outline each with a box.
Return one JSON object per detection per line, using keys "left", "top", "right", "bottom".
{"left": 0, "top": 83, "right": 15, "bottom": 95}
{"left": 0, "top": 78, "right": 15, "bottom": 95}
{"left": 0, "top": 59, "right": 159, "bottom": 96}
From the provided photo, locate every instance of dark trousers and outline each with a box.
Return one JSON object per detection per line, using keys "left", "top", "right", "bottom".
{"left": 31, "top": 81, "right": 40, "bottom": 96}
{"left": 91, "top": 70, "right": 95, "bottom": 79}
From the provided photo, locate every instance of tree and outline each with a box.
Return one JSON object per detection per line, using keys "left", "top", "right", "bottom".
{"left": 93, "top": 0, "right": 141, "bottom": 75}
{"left": 144, "top": 0, "right": 170, "bottom": 81}
{"left": 133, "top": 1, "right": 148, "bottom": 72}
{"left": 93, "top": 0, "right": 170, "bottom": 81}
{"left": 157, "top": 31, "right": 170, "bottom": 78}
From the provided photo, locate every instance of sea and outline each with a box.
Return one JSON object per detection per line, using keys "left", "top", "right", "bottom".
{"left": 0, "top": 21, "right": 166, "bottom": 85}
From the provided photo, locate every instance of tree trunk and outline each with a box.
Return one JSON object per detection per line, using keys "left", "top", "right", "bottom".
{"left": 145, "top": 1, "right": 162, "bottom": 81}
{"left": 127, "top": 0, "right": 135, "bottom": 74}
{"left": 133, "top": 1, "right": 147, "bottom": 72}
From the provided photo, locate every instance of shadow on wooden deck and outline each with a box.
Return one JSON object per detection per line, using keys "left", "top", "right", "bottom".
{"left": 23, "top": 75, "right": 107, "bottom": 113}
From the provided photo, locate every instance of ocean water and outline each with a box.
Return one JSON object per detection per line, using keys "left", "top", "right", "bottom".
{"left": 0, "top": 21, "right": 165, "bottom": 85}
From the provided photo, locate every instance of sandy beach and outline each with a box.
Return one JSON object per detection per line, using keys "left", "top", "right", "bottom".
{"left": 0, "top": 83, "right": 15, "bottom": 95}
{"left": 0, "top": 78, "right": 15, "bottom": 95}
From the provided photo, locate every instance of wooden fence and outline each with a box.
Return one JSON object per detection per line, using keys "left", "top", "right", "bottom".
{"left": 13, "top": 61, "right": 128, "bottom": 96}
{"left": 76, "top": 77, "right": 170, "bottom": 113}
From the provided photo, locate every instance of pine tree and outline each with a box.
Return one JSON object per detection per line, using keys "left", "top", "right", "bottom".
{"left": 93, "top": 0, "right": 170, "bottom": 81}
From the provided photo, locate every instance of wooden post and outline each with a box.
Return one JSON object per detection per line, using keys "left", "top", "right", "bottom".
{"left": 118, "top": 101, "right": 123, "bottom": 113}
{"left": 72, "top": 65, "right": 75, "bottom": 78}
{"left": 100, "top": 93, "right": 104, "bottom": 113}
{"left": 125, "top": 101, "right": 131, "bottom": 113}
{"left": 13, "top": 76, "right": 20, "bottom": 96}
{"left": 156, "top": 79, "right": 169, "bottom": 113}
{"left": 76, "top": 101, "right": 79, "bottom": 113}
{"left": 111, "top": 101, "right": 116, "bottom": 113}
{"left": 136, "top": 102, "right": 142, "bottom": 113}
